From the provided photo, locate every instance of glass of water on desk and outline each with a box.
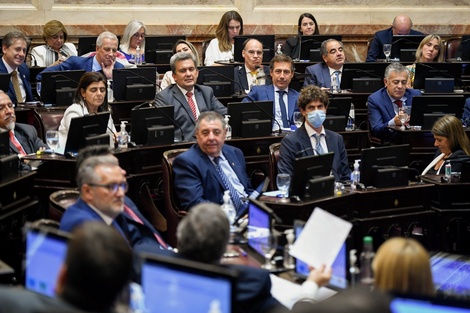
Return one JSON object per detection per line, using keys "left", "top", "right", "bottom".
{"left": 276, "top": 173, "right": 291, "bottom": 200}
{"left": 46, "top": 130, "right": 59, "bottom": 157}
{"left": 398, "top": 106, "right": 410, "bottom": 130}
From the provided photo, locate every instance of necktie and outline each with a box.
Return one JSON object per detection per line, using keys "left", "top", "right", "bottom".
{"left": 11, "top": 70, "right": 23, "bottom": 103}
{"left": 250, "top": 70, "right": 258, "bottom": 85}
{"left": 123, "top": 204, "right": 168, "bottom": 249}
{"left": 9, "top": 131, "right": 26, "bottom": 156}
{"left": 395, "top": 100, "right": 403, "bottom": 108}
{"left": 213, "top": 156, "right": 244, "bottom": 212}
{"left": 277, "top": 90, "right": 290, "bottom": 128}
{"left": 334, "top": 70, "right": 341, "bottom": 86}
{"left": 313, "top": 133, "right": 324, "bottom": 155}
{"left": 186, "top": 91, "right": 198, "bottom": 120}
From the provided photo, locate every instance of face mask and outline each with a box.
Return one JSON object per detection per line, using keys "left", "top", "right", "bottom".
{"left": 307, "top": 110, "right": 326, "bottom": 128}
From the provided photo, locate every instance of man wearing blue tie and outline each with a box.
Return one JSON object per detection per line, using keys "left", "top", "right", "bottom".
{"left": 243, "top": 54, "right": 300, "bottom": 131}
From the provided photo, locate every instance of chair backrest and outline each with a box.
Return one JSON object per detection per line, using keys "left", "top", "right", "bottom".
{"left": 162, "top": 148, "right": 188, "bottom": 247}
{"left": 201, "top": 38, "right": 214, "bottom": 65}
{"left": 139, "top": 183, "right": 167, "bottom": 233}
{"left": 34, "top": 107, "right": 67, "bottom": 140}
{"left": 49, "top": 189, "right": 80, "bottom": 222}
{"left": 446, "top": 37, "right": 462, "bottom": 60}
{"left": 268, "top": 142, "right": 281, "bottom": 190}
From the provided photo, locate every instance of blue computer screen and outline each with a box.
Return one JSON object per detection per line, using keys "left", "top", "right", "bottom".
{"left": 431, "top": 252, "right": 470, "bottom": 298}
{"left": 247, "top": 201, "right": 272, "bottom": 257}
{"left": 391, "top": 297, "right": 470, "bottom": 313}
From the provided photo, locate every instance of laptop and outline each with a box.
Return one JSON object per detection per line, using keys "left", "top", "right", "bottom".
{"left": 293, "top": 220, "right": 349, "bottom": 290}
{"left": 246, "top": 199, "right": 274, "bottom": 259}
{"left": 430, "top": 251, "right": 470, "bottom": 299}
{"left": 140, "top": 253, "right": 237, "bottom": 313}
{"left": 390, "top": 293, "right": 470, "bottom": 313}
{"left": 24, "top": 224, "right": 72, "bottom": 297}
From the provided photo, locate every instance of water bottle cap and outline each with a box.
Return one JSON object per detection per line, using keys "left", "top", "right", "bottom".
{"left": 363, "top": 236, "right": 373, "bottom": 243}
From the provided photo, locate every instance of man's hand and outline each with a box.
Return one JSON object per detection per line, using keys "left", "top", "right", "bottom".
{"left": 101, "top": 59, "right": 116, "bottom": 80}
{"left": 306, "top": 264, "right": 332, "bottom": 287}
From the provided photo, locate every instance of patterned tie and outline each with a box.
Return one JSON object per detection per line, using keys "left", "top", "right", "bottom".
{"left": 395, "top": 100, "right": 403, "bottom": 108}
{"left": 334, "top": 70, "right": 341, "bottom": 86}
{"left": 123, "top": 205, "right": 168, "bottom": 249}
{"left": 313, "top": 133, "right": 324, "bottom": 155}
{"left": 186, "top": 91, "right": 198, "bottom": 120}
{"left": 213, "top": 156, "right": 244, "bottom": 212}
{"left": 277, "top": 90, "right": 290, "bottom": 128}
{"left": 250, "top": 70, "right": 258, "bottom": 85}
{"left": 11, "top": 70, "right": 23, "bottom": 103}
{"left": 9, "top": 131, "right": 26, "bottom": 156}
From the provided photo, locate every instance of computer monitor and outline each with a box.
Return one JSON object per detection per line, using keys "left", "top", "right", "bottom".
{"left": 227, "top": 100, "right": 273, "bottom": 138}
{"left": 112, "top": 67, "right": 157, "bottom": 101}
{"left": 430, "top": 251, "right": 470, "bottom": 298}
{"left": 77, "top": 36, "right": 98, "bottom": 56}
{"left": 0, "top": 73, "right": 11, "bottom": 93}
{"left": 409, "top": 95, "right": 465, "bottom": 129}
{"left": 140, "top": 253, "right": 237, "bottom": 313}
{"left": 460, "top": 35, "right": 470, "bottom": 62}
{"left": 390, "top": 293, "right": 470, "bottom": 313}
{"left": 413, "top": 62, "right": 463, "bottom": 91}
{"left": 246, "top": 198, "right": 274, "bottom": 258}
{"left": 391, "top": 35, "right": 426, "bottom": 62}
{"left": 360, "top": 144, "right": 411, "bottom": 188}
{"left": 40, "top": 70, "right": 85, "bottom": 106}
{"left": 299, "top": 35, "right": 343, "bottom": 62}
{"left": 233, "top": 35, "right": 275, "bottom": 63}
{"left": 327, "top": 97, "right": 353, "bottom": 120}
{"left": 64, "top": 111, "right": 111, "bottom": 154}
{"left": 293, "top": 220, "right": 349, "bottom": 290}
{"left": 24, "top": 223, "right": 72, "bottom": 297}
{"left": 0, "top": 129, "right": 8, "bottom": 156}
{"left": 290, "top": 152, "right": 335, "bottom": 199}
{"left": 340, "top": 63, "right": 388, "bottom": 93}
{"left": 144, "top": 35, "right": 186, "bottom": 64}
{"left": 197, "top": 66, "right": 234, "bottom": 98}
{"left": 130, "top": 105, "right": 174, "bottom": 146}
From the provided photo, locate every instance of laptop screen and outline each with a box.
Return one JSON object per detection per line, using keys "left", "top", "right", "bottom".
{"left": 247, "top": 199, "right": 273, "bottom": 257}
{"left": 141, "top": 254, "right": 237, "bottom": 313}
{"left": 25, "top": 225, "right": 71, "bottom": 297}
{"left": 293, "top": 220, "right": 348, "bottom": 290}
{"left": 391, "top": 294, "right": 470, "bottom": 313}
{"left": 431, "top": 251, "right": 470, "bottom": 298}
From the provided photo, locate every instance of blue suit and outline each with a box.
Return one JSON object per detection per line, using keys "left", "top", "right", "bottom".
{"left": 242, "top": 84, "right": 299, "bottom": 127}
{"left": 36, "top": 56, "right": 124, "bottom": 81}
{"left": 233, "top": 65, "right": 271, "bottom": 94}
{"left": 303, "top": 62, "right": 331, "bottom": 88}
{"left": 367, "top": 87, "right": 421, "bottom": 141}
{"left": 0, "top": 61, "right": 34, "bottom": 103}
{"left": 366, "top": 27, "right": 425, "bottom": 62}
{"left": 172, "top": 144, "right": 254, "bottom": 211}
{"left": 278, "top": 124, "right": 351, "bottom": 181}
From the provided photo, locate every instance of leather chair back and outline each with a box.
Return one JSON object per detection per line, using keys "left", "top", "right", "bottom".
{"left": 268, "top": 142, "right": 281, "bottom": 190}
{"left": 33, "top": 107, "right": 66, "bottom": 140}
{"left": 49, "top": 189, "right": 80, "bottom": 222}
{"left": 446, "top": 37, "right": 462, "bottom": 60}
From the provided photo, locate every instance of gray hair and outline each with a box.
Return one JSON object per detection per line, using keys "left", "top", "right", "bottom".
{"left": 2, "top": 31, "right": 30, "bottom": 48}
{"left": 119, "top": 20, "right": 146, "bottom": 53}
{"left": 96, "top": 31, "right": 119, "bottom": 48}
{"left": 76, "top": 155, "right": 119, "bottom": 189}
{"left": 384, "top": 62, "right": 408, "bottom": 79}
{"left": 320, "top": 39, "right": 343, "bottom": 57}
{"left": 169, "top": 51, "right": 197, "bottom": 74}
{"left": 195, "top": 111, "right": 226, "bottom": 133}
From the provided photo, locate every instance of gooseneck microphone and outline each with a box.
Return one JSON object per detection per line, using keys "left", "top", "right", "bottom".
{"left": 150, "top": 101, "right": 186, "bottom": 142}
{"left": 197, "top": 66, "right": 246, "bottom": 98}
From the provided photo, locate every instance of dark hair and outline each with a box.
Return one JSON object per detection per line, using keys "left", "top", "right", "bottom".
{"left": 215, "top": 10, "right": 244, "bottom": 52}
{"left": 297, "top": 85, "right": 329, "bottom": 111}
{"left": 75, "top": 145, "right": 113, "bottom": 174}
{"left": 195, "top": 111, "right": 226, "bottom": 133}
{"left": 2, "top": 31, "right": 30, "bottom": 48}
{"left": 297, "top": 13, "right": 320, "bottom": 36}
{"left": 73, "top": 72, "right": 109, "bottom": 112}
{"left": 60, "top": 221, "right": 133, "bottom": 311}
{"left": 269, "top": 54, "right": 295, "bottom": 71}
{"left": 320, "top": 39, "right": 343, "bottom": 57}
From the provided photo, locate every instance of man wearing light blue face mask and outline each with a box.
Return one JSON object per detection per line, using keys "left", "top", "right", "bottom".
{"left": 277, "top": 85, "right": 351, "bottom": 181}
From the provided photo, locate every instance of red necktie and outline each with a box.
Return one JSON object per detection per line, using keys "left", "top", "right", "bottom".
{"left": 186, "top": 91, "right": 198, "bottom": 120}
{"left": 9, "top": 131, "right": 26, "bottom": 156}
{"left": 395, "top": 100, "right": 403, "bottom": 108}
{"left": 123, "top": 205, "right": 168, "bottom": 249}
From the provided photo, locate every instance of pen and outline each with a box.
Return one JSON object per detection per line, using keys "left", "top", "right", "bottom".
{"left": 239, "top": 247, "right": 247, "bottom": 257}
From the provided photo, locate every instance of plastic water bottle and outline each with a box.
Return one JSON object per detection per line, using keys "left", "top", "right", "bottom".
{"left": 350, "top": 160, "right": 360, "bottom": 189}
{"left": 118, "top": 121, "right": 129, "bottom": 149}
{"left": 349, "top": 249, "right": 360, "bottom": 287}
{"left": 331, "top": 75, "right": 339, "bottom": 93}
{"left": 129, "top": 282, "right": 146, "bottom": 313}
{"left": 283, "top": 229, "right": 295, "bottom": 269}
{"left": 346, "top": 103, "right": 355, "bottom": 131}
{"left": 224, "top": 115, "right": 232, "bottom": 140}
{"left": 107, "top": 80, "right": 114, "bottom": 102}
{"left": 135, "top": 46, "right": 142, "bottom": 66}
{"left": 276, "top": 44, "right": 283, "bottom": 55}
{"left": 360, "top": 236, "right": 375, "bottom": 286}
{"left": 221, "top": 190, "right": 236, "bottom": 226}
{"left": 445, "top": 162, "right": 451, "bottom": 180}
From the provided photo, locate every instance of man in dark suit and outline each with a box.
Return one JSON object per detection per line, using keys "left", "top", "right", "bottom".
{"left": 60, "top": 154, "right": 171, "bottom": 253}
{"left": 0, "top": 222, "right": 134, "bottom": 313}
{"left": 366, "top": 15, "right": 424, "bottom": 62}
{"left": 0, "top": 31, "right": 34, "bottom": 103}
{"left": 173, "top": 111, "right": 253, "bottom": 212}
{"left": 303, "top": 39, "right": 345, "bottom": 90}
{"left": 368, "top": 63, "right": 421, "bottom": 142}
{"left": 36, "top": 31, "right": 124, "bottom": 81}
{"left": 243, "top": 54, "right": 299, "bottom": 131}
{"left": 154, "top": 52, "right": 227, "bottom": 142}
{"left": 233, "top": 38, "right": 271, "bottom": 94}
{"left": 278, "top": 85, "right": 351, "bottom": 181}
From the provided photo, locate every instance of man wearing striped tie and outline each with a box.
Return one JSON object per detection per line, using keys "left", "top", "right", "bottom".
{"left": 173, "top": 111, "right": 254, "bottom": 213}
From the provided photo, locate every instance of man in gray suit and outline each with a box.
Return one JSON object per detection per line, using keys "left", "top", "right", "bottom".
{"left": 154, "top": 52, "right": 227, "bottom": 141}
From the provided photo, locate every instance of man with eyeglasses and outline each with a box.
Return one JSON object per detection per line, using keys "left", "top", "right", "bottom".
{"left": 243, "top": 54, "right": 300, "bottom": 131}
{"left": 233, "top": 38, "right": 271, "bottom": 94}
{"left": 37, "top": 31, "right": 125, "bottom": 81}
{"left": 366, "top": 15, "right": 424, "bottom": 62}
{"left": 60, "top": 153, "right": 171, "bottom": 253}
{"left": 303, "top": 39, "right": 345, "bottom": 90}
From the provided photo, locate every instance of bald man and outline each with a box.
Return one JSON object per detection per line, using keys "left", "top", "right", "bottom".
{"left": 366, "top": 15, "right": 424, "bottom": 62}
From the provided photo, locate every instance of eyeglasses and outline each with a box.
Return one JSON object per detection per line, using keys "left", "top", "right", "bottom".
{"left": 133, "top": 33, "right": 146, "bottom": 39}
{"left": 244, "top": 50, "right": 264, "bottom": 56}
{"left": 88, "top": 182, "right": 129, "bottom": 193}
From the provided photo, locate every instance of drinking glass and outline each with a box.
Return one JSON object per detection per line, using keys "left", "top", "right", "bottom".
{"left": 36, "top": 82, "right": 41, "bottom": 98}
{"left": 383, "top": 44, "right": 392, "bottom": 62}
{"left": 398, "top": 106, "right": 409, "bottom": 130}
{"left": 46, "top": 130, "right": 59, "bottom": 157}
{"left": 293, "top": 112, "right": 303, "bottom": 128}
{"left": 276, "top": 173, "right": 291, "bottom": 199}
{"left": 258, "top": 233, "right": 278, "bottom": 270}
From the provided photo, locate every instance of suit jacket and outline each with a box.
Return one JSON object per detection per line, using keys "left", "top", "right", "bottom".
{"left": 0, "top": 61, "right": 34, "bottom": 103}
{"left": 367, "top": 87, "right": 421, "bottom": 141}
{"left": 60, "top": 197, "right": 168, "bottom": 252}
{"left": 233, "top": 65, "right": 271, "bottom": 93}
{"left": 277, "top": 124, "right": 351, "bottom": 181}
{"left": 463, "top": 97, "right": 470, "bottom": 124}
{"left": 303, "top": 62, "right": 331, "bottom": 88}
{"left": 366, "top": 27, "right": 425, "bottom": 62}
{"left": 282, "top": 36, "right": 301, "bottom": 59}
{"left": 242, "top": 84, "right": 300, "bottom": 127}
{"left": 154, "top": 84, "right": 227, "bottom": 141}
{"left": 36, "top": 56, "right": 124, "bottom": 81}
{"left": 172, "top": 143, "right": 254, "bottom": 211}
{"left": 10, "top": 123, "right": 47, "bottom": 155}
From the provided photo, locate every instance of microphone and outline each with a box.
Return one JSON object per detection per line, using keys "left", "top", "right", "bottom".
{"left": 150, "top": 101, "right": 185, "bottom": 142}
{"left": 88, "top": 111, "right": 117, "bottom": 145}
{"left": 197, "top": 66, "right": 246, "bottom": 97}
{"left": 416, "top": 62, "right": 467, "bottom": 90}
{"left": 50, "top": 74, "right": 80, "bottom": 85}
{"left": 244, "top": 97, "right": 283, "bottom": 136}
